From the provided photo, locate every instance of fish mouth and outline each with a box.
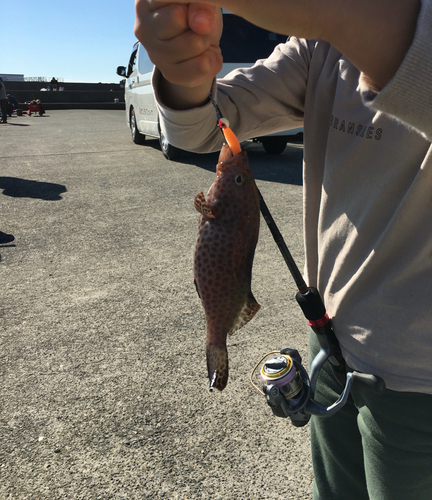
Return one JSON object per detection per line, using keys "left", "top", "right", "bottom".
{"left": 218, "top": 143, "right": 234, "bottom": 163}
{"left": 216, "top": 145, "right": 247, "bottom": 176}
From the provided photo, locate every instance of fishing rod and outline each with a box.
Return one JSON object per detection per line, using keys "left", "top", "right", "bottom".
{"left": 257, "top": 192, "right": 347, "bottom": 388}
{"left": 218, "top": 117, "right": 385, "bottom": 427}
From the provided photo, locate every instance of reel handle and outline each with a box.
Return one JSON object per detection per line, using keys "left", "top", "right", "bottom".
{"left": 351, "top": 372, "right": 386, "bottom": 394}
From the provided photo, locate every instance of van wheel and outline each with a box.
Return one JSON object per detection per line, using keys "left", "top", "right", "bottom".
{"left": 130, "top": 109, "right": 145, "bottom": 144}
{"left": 261, "top": 137, "right": 287, "bottom": 155}
{"left": 159, "top": 127, "right": 181, "bottom": 160}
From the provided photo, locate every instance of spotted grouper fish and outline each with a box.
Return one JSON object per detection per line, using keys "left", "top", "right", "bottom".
{"left": 194, "top": 143, "right": 261, "bottom": 391}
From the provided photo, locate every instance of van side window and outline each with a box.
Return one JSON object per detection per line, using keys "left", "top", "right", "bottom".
{"left": 138, "top": 45, "right": 154, "bottom": 75}
{"left": 220, "top": 14, "right": 288, "bottom": 62}
{"left": 127, "top": 48, "right": 138, "bottom": 77}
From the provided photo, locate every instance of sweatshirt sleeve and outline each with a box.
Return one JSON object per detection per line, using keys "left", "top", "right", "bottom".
{"left": 360, "top": 0, "right": 432, "bottom": 140}
{"left": 153, "top": 37, "right": 310, "bottom": 153}
{"left": 153, "top": 69, "right": 222, "bottom": 153}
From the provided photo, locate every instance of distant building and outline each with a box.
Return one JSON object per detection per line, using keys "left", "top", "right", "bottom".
{"left": 0, "top": 74, "right": 25, "bottom": 81}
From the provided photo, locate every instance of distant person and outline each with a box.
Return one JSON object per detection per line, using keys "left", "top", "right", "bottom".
{"left": 50, "top": 77, "right": 58, "bottom": 91}
{"left": 7, "top": 94, "right": 19, "bottom": 116}
{"left": 0, "top": 77, "right": 8, "bottom": 123}
{"left": 37, "top": 99, "right": 46, "bottom": 116}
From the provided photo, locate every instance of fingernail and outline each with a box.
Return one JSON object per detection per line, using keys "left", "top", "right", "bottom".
{"left": 193, "top": 13, "right": 212, "bottom": 29}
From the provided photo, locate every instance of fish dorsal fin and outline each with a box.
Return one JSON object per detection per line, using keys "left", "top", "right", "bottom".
{"left": 228, "top": 294, "right": 261, "bottom": 335}
{"left": 194, "top": 191, "right": 215, "bottom": 218}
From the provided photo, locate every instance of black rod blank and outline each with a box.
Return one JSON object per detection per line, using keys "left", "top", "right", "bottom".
{"left": 258, "top": 190, "right": 308, "bottom": 293}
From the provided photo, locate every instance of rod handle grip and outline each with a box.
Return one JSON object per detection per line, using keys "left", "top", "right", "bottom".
{"left": 295, "top": 287, "right": 326, "bottom": 321}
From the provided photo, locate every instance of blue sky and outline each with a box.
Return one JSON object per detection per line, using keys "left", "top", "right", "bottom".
{"left": 1, "top": 0, "right": 138, "bottom": 83}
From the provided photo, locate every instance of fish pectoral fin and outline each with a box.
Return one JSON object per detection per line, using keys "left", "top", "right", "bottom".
{"left": 229, "top": 294, "right": 261, "bottom": 334}
{"left": 194, "top": 191, "right": 215, "bottom": 218}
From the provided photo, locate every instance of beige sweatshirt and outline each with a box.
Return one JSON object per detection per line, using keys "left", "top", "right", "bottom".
{"left": 154, "top": 0, "right": 432, "bottom": 394}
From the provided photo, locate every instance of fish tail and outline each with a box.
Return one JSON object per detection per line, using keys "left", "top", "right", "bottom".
{"left": 206, "top": 343, "right": 228, "bottom": 392}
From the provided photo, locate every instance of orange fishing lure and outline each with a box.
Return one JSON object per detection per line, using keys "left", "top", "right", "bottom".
{"left": 218, "top": 118, "right": 242, "bottom": 156}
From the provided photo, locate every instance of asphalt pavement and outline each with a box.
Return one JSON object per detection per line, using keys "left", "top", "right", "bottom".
{"left": 0, "top": 110, "right": 312, "bottom": 499}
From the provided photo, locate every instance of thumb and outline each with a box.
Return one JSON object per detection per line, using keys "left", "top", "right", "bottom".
{"left": 188, "top": 3, "right": 219, "bottom": 35}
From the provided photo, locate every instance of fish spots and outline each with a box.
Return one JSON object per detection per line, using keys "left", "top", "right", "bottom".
{"left": 194, "top": 148, "right": 260, "bottom": 391}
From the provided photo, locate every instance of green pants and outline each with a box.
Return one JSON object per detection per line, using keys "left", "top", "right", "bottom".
{"left": 309, "top": 331, "right": 432, "bottom": 500}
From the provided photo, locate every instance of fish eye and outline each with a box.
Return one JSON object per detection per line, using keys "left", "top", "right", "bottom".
{"left": 235, "top": 174, "right": 247, "bottom": 186}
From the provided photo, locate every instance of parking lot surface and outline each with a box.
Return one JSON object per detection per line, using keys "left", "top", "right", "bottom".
{"left": 1, "top": 110, "right": 311, "bottom": 499}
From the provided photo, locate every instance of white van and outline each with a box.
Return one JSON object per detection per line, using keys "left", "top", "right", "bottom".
{"left": 117, "top": 12, "right": 303, "bottom": 160}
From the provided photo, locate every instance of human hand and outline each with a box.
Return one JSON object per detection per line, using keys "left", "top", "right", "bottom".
{"left": 153, "top": 0, "right": 421, "bottom": 91}
{"left": 134, "top": 0, "right": 223, "bottom": 88}
{"left": 150, "top": 0, "right": 324, "bottom": 41}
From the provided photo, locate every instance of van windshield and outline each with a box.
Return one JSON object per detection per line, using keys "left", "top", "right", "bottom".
{"left": 220, "top": 14, "right": 288, "bottom": 63}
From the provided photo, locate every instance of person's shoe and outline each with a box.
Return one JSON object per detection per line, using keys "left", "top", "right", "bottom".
{"left": 0, "top": 232, "right": 15, "bottom": 244}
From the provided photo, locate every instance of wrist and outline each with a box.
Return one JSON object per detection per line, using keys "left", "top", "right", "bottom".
{"left": 159, "top": 76, "right": 212, "bottom": 110}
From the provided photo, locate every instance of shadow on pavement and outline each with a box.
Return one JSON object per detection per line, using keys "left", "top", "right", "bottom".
{"left": 5, "top": 122, "right": 31, "bottom": 127}
{"left": 0, "top": 231, "right": 15, "bottom": 245}
{"left": 145, "top": 139, "right": 304, "bottom": 186}
{"left": 0, "top": 177, "right": 67, "bottom": 200}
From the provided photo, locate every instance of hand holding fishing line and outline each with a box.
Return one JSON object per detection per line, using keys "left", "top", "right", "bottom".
{"left": 134, "top": 0, "right": 223, "bottom": 100}
{"left": 151, "top": 0, "right": 315, "bottom": 39}
{"left": 146, "top": 0, "right": 420, "bottom": 90}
